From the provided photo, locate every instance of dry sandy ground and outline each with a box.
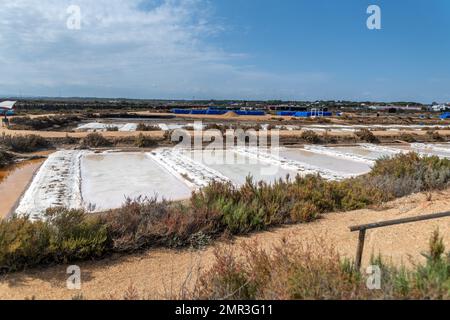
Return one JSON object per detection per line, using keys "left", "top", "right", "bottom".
{"left": 0, "top": 189, "right": 449, "bottom": 300}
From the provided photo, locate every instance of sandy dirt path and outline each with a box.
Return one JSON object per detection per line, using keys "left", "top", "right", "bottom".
{"left": 2, "top": 126, "right": 450, "bottom": 140}
{"left": 0, "top": 189, "right": 449, "bottom": 300}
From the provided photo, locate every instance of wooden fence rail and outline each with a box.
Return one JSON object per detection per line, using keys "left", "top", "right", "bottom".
{"left": 349, "top": 211, "right": 450, "bottom": 270}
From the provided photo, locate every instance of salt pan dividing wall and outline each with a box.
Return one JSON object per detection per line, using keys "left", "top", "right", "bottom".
{"left": 234, "top": 147, "right": 362, "bottom": 180}
{"left": 76, "top": 122, "right": 137, "bottom": 132}
{"left": 303, "top": 145, "right": 376, "bottom": 165}
{"left": 148, "top": 148, "right": 231, "bottom": 189}
{"left": 19, "top": 143, "right": 450, "bottom": 220}
{"left": 15, "top": 150, "right": 86, "bottom": 220}
{"left": 276, "top": 148, "right": 371, "bottom": 179}
{"left": 410, "top": 143, "right": 450, "bottom": 159}
{"left": 182, "top": 149, "right": 299, "bottom": 185}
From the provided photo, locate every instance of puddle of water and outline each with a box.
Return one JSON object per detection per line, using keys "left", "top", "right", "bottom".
{"left": 0, "top": 159, "right": 44, "bottom": 218}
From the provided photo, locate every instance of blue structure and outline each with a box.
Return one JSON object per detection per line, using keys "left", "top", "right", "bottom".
{"left": 294, "top": 111, "right": 331, "bottom": 117}
{"left": 277, "top": 110, "right": 332, "bottom": 117}
{"left": 276, "top": 111, "right": 297, "bottom": 116}
{"left": 0, "top": 110, "right": 14, "bottom": 116}
{"left": 206, "top": 109, "right": 228, "bottom": 115}
{"left": 235, "top": 110, "right": 266, "bottom": 116}
{"left": 171, "top": 109, "right": 191, "bottom": 114}
{"left": 440, "top": 112, "right": 450, "bottom": 119}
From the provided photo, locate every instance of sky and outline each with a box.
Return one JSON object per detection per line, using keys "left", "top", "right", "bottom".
{"left": 0, "top": 0, "right": 449, "bottom": 102}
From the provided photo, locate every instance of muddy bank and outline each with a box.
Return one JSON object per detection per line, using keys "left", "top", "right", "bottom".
{"left": 0, "top": 159, "right": 45, "bottom": 219}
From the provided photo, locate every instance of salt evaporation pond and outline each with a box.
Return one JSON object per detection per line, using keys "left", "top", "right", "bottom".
{"left": 81, "top": 153, "right": 192, "bottom": 211}
{"left": 326, "top": 146, "right": 393, "bottom": 161}
{"left": 16, "top": 143, "right": 450, "bottom": 220}
{"left": 279, "top": 148, "right": 372, "bottom": 175}
{"left": 182, "top": 149, "right": 298, "bottom": 185}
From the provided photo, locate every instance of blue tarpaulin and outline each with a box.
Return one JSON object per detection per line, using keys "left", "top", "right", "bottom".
{"left": 440, "top": 112, "right": 450, "bottom": 119}
{"left": 294, "top": 111, "right": 332, "bottom": 117}
{"left": 0, "top": 110, "right": 14, "bottom": 116}
{"left": 276, "top": 111, "right": 296, "bottom": 116}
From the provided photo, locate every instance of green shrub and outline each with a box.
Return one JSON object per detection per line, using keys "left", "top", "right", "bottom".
{"left": 0, "top": 208, "right": 108, "bottom": 273}
{"left": 192, "top": 231, "right": 450, "bottom": 300}
{"left": 369, "top": 153, "right": 450, "bottom": 197}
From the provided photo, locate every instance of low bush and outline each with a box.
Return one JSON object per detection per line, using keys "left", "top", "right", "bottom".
{"left": 134, "top": 133, "right": 157, "bottom": 148}
{"left": 80, "top": 133, "right": 111, "bottom": 148}
{"left": 0, "top": 153, "right": 449, "bottom": 274}
{"left": 102, "top": 197, "right": 219, "bottom": 251}
{"left": 355, "top": 129, "right": 380, "bottom": 143}
{"left": 8, "top": 115, "right": 81, "bottom": 131}
{"left": 0, "top": 208, "right": 108, "bottom": 273}
{"left": 192, "top": 231, "right": 450, "bottom": 300}
{"left": 106, "top": 126, "right": 119, "bottom": 132}
{"left": 0, "top": 150, "right": 14, "bottom": 168}
{"left": 0, "top": 134, "right": 50, "bottom": 152}
{"left": 301, "top": 130, "right": 321, "bottom": 144}
{"left": 399, "top": 133, "right": 417, "bottom": 143}
{"left": 369, "top": 153, "right": 450, "bottom": 198}
{"left": 427, "top": 130, "right": 445, "bottom": 142}
{"left": 136, "top": 123, "right": 160, "bottom": 131}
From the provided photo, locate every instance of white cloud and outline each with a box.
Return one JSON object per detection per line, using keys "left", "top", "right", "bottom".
{"left": 0, "top": 0, "right": 330, "bottom": 99}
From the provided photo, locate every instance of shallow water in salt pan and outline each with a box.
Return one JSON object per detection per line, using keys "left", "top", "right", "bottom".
{"left": 280, "top": 148, "right": 372, "bottom": 175}
{"left": 81, "top": 153, "right": 192, "bottom": 211}
{"left": 183, "top": 149, "right": 298, "bottom": 185}
{"left": 327, "top": 146, "right": 392, "bottom": 161}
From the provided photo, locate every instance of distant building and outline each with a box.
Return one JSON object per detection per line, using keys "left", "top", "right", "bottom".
{"left": 0, "top": 101, "right": 16, "bottom": 116}
{"left": 429, "top": 104, "right": 449, "bottom": 112}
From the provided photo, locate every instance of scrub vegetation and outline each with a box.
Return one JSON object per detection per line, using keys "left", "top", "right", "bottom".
{"left": 191, "top": 230, "right": 449, "bottom": 300}
{"left": 80, "top": 133, "right": 111, "bottom": 148}
{"left": 8, "top": 115, "right": 82, "bottom": 131}
{"left": 0, "top": 150, "right": 15, "bottom": 168}
{"left": 0, "top": 153, "right": 450, "bottom": 275}
{"left": 0, "top": 134, "right": 50, "bottom": 152}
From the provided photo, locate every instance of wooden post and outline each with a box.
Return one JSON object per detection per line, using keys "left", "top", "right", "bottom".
{"left": 355, "top": 229, "right": 366, "bottom": 270}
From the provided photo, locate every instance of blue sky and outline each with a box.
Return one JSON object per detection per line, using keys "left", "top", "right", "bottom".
{"left": 0, "top": 0, "right": 449, "bottom": 102}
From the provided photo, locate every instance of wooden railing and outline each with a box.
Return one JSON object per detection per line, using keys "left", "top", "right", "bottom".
{"left": 349, "top": 211, "right": 450, "bottom": 270}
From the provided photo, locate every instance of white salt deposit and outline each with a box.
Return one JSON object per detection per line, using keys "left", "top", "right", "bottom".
{"left": 81, "top": 152, "right": 192, "bottom": 211}
{"left": 234, "top": 147, "right": 359, "bottom": 180}
{"left": 18, "top": 142, "right": 450, "bottom": 220}
{"left": 15, "top": 150, "right": 87, "bottom": 220}
{"left": 76, "top": 122, "right": 137, "bottom": 132}
{"left": 118, "top": 123, "right": 138, "bottom": 132}
{"left": 360, "top": 144, "right": 407, "bottom": 155}
{"left": 148, "top": 148, "right": 231, "bottom": 189}
{"left": 303, "top": 145, "right": 375, "bottom": 165}
{"left": 410, "top": 143, "right": 450, "bottom": 158}
{"left": 183, "top": 149, "right": 298, "bottom": 185}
